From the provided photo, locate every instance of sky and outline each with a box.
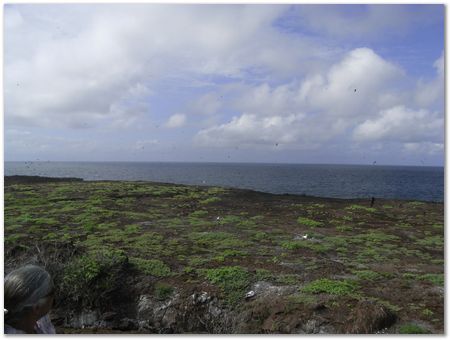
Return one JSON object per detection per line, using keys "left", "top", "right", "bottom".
{"left": 4, "top": 4, "right": 445, "bottom": 165}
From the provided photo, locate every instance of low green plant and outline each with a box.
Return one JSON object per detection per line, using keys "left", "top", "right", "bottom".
{"left": 419, "top": 273, "right": 444, "bottom": 286}
{"left": 154, "top": 283, "right": 174, "bottom": 300}
{"left": 188, "top": 231, "right": 249, "bottom": 249}
{"left": 43, "top": 232, "right": 58, "bottom": 240}
{"left": 399, "top": 323, "right": 429, "bottom": 334}
{"left": 199, "top": 197, "right": 221, "bottom": 204}
{"left": 255, "top": 269, "right": 273, "bottom": 281}
{"left": 277, "top": 274, "right": 300, "bottom": 285}
{"left": 415, "top": 235, "right": 444, "bottom": 248}
{"left": 189, "top": 210, "right": 209, "bottom": 218}
{"left": 345, "top": 205, "right": 376, "bottom": 213}
{"left": 252, "top": 232, "right": 269, "bottom": 241}
{"left": 302, "top": 278, "right": 358, "bottom": 296}
{"left": 297, "top": 217, "right": 323, "bottom": 228}
{"left": 288, "top": 293, "right": 317, "bottom": 306}
{"left": 213, "top": 249, "right": 248, "bottom": 262}
{"left": 130, "top": 257, "right": 171, "bottom": 277}
{"left": 352, "top": 270, "right": 381, "bottom": 281}
{"left": 422, "top": 308, "right": 434, "bottom": 317}
{"left": 62, "top": 249, "right": 128, "bottom": 302}
{"left": 336, "top": 225, "right": 352, "bottom": 232}
{"left": 204, "top": 266, "right": 251, "bottom": 305}
{"left": 218, "top": 215, "right": 242, "bottom": 225}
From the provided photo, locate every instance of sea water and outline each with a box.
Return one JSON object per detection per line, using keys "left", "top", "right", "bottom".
{"left": 4, "top": 161, "right": 444, "bottom": 202}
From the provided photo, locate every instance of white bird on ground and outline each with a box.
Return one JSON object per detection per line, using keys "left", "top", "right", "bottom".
{"left": 245, "top": 291, "right": 255, "bottom": 299}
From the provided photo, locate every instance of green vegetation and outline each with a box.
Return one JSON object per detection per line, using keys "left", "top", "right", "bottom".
{"left": 154, "top": 283, "right": 174, "bottom": 300}
{"left": 130, "top": 258, "right": 171, "bottom": 277}
{"left": 336, "top": 225, "right": 352, "bottom": 232}
{"left": 62, "top": 249, "right": 128, "bottom": 303}
{"left": 199, "top": 197, "right": 221, "bottom": 204}
{"left": 302, "top": 278, "right": 359, "bottom": 296}
{"left": 399, "top": 323, "right": 429, "bottom": 334}
{"left": 345, "top": 205, "right": 376, "bottom": 213}
{"left": 4, "top": 179, "right": 444, "bottom": 333}
{"left": 204, "top": 266, "right": 251, "bottom": 305}
{"left": 297, "top": 217, "right": 323, "bottom": 228}
{"left": 352, "top": 270, "right": 382, "bottom": 281}
{"left": 415, "top": 235, "right": 444, "bottom": 248}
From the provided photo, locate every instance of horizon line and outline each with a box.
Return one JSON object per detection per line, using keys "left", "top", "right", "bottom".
{"left": 4, "top": 160, "right": 444, "bottom": 168}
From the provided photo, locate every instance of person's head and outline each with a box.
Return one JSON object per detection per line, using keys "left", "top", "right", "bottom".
{"left": 4, "top": 265, "right": 54, "bottom": 325}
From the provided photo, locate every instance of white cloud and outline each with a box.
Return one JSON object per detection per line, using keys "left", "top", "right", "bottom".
{"left": 297, "top": 48, "right": 403, "bottom": 117}
{"left": 415, "top": 52, "right": 444, "bottom": 108}
{"left": 6, "top": 4, "right": 340, "bottom": 130}
{"left": 196, "top": 48, "right": 405, "bottom": 148}
{"left": 4, "top": 5, "right": 444, "bottom": 164}
{"left": 166, "top": 113, "right": 186, "bottom": 128}
{"left": 353, "top": 105, "right": 443, "bottom": 143}
{"left": 195, "top": 113, "right": 310, "bottom": 148}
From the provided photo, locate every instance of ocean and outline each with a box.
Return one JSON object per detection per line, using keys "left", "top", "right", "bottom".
{"left": 4, "top": 161, "right": 444, "bottom": 202}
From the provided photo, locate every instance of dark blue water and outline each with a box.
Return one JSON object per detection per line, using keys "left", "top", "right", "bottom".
{"left": 4, "top": 162, "right": 444, "bottom": 202}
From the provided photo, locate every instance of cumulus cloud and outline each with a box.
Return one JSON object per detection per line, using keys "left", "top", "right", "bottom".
{"left": 166, "top": 113, "right": 186, "bottom": 128}
{"left": 297, "top": 48, "right": 403, "bottom": 117}
{"left": 5, "top": 4, "right": 339, "bottom": 130}
{"left": 415, "top": 51, "right": 444, "bottom": 108}
{"left": 195, "top": 113, "right": 306, "bottom": 148}
{"left": 353, "top": 105, "right": 443, "bottom": 143}
{"left": 4, "top": 4, "right": 444, "bottom": 164}
{"left": 196, "top": 48, "right": 406, "bottom": 148}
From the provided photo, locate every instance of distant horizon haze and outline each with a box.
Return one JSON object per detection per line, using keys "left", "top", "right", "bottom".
{"left": 4, "top": 160, "right": 444, "bottom": 168}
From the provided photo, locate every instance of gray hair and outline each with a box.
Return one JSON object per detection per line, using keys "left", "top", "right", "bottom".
{"left": 4, "top": 265, "right": 54, "bottom": 322}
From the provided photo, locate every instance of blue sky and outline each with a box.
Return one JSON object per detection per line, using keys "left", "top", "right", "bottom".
{"left": 4, "top": 4, "right": 444, "bottom": 165}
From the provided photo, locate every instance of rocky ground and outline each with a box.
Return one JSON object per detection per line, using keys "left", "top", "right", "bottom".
{"left": 4, "top": 176, "right": 444, "bottom": 334}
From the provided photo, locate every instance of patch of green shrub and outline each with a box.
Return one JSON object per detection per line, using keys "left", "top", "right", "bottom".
{"left": 419, "top": 273, "right": 444, "bottom": 286}
{"left": 62, "top": 249, "right": 128, "bottom": 302}
{"left": 302, "top": 278, "right": 358, "bottom": 296}
{"left": 415, "top": 235, "right": 444, "bottom": 248}
{"left": 297, "top": 217, "right": 323, "bottom": 228}
{"left": 352, "top": 270, "right": 381, "bottom": 281}
{"left": 288, "top": 293, "right": 317, "bottom": 306}
{"left": 345, "top": 205, "right": 376, "bottom": 213}
{"left": 204, "top": 266, "right": 251, "bottom": 305}
{"left": 188, "top": 231, "right": 249, "bottom": 249}
{"left": 213, "top": 249, "right": 247, "bottom": 262}
{"left": 189, "top": 210, "right": 209, "bottom": 218}
{"left": 199, "top": 197, "right": 221, "bottom": 204}
{"left": 154, "top": 283, "right": 174, "bottom": 300}
{"left": 130, "top": 257, "right": 171, "bottom": 277}
{"left": 218, "top": 215, "right": 242, "bottom": 225}
{"left": 336, "top": 225, "right": 352, "bottom": 232}
{"left": 399, "top": 323, "right": 429, "bottom": 334}
{"left": 252, "top": 232, "right": 269, "bottom": 241}
{"left": 255, "top": 269, "right": 273, "bottom": 281}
